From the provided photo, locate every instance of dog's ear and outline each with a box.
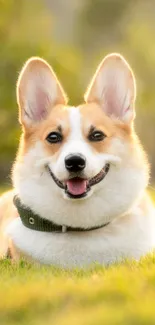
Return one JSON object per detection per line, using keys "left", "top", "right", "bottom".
{"left": 84, "top": 53, "right": 136, "bottom": 123}
{"left": 17, "top": 57, "right": 67, "bottom": 125}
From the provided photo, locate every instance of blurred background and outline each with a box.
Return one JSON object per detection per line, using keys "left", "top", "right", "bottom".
{"left": 0, "top": 0, "right": 155, "bottom": 189}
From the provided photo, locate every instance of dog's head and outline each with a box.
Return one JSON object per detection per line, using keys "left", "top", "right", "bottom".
{"left": 13, "top": 54, "right": 149, "bottom": 228}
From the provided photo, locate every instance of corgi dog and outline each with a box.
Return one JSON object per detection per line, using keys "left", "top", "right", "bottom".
{"left": 0, "top": 53, "right": 155, "bottom": 268}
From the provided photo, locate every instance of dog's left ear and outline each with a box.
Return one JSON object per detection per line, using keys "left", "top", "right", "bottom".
{"left": 84, "top": 53, "right": 136, "bottom": 123}
{"left": 17, "top": 57, "right": 67, "bottom": 126}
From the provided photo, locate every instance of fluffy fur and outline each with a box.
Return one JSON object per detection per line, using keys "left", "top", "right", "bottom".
{"left": 1, "top": 53, "right": 155, "bottom": 268}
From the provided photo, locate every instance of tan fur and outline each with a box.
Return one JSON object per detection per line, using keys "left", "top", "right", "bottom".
{"left": 18, "top": 105, "right": 70, "bottom": 159}
{"left": 79, "top": 103, "right": 149, "bottom": 174}
{"left": 17, "top": 101, "right": 148, "bottom": 172}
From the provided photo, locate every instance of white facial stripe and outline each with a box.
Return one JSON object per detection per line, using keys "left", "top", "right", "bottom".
{"left": 66, "top": 107, "right": 95, "bottom": 156}
{"left": 59, "top": 106, "right": 89, "bottom": 156}
{"left": 69, "top": 107, "right": 83, "bottom": 141}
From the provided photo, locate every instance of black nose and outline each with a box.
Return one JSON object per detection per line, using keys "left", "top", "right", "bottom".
{"left": 65, "top": 154, "right": 86, "bottom": 173}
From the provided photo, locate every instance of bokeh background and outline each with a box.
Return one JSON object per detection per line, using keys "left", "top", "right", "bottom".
{"left": 0, "top": 0, "right": 155, "bottom": 188}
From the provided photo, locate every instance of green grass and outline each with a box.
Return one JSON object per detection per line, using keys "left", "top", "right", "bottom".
{"left": 1, "top": 256, "right": 155, "bottom": 325}
{"left": 0, "top": 186, "right": 155, "bottom": 324}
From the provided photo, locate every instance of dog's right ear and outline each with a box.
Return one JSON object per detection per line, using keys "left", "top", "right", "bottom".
{"left": 17, "top": 57, "right": 67, "bottom": 126}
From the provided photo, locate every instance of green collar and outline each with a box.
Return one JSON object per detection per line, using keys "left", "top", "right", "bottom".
{"left": 13, "top": 195, "right": 109, "bottom": 233}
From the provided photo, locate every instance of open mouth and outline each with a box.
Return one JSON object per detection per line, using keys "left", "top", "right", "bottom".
{"left": 47, "top": 163, "right": 110, "bottom": 199}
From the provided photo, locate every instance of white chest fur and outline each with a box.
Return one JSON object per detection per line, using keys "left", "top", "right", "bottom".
{"left": 7, "top": 206, "right": 155, "bottom": 268}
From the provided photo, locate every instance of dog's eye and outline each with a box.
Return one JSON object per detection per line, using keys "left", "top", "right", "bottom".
{"left": 88, "top": 130, "right": 106, "bottom": 142}
{"left": 46, "top": 132, "right": 62, "bottom": 143}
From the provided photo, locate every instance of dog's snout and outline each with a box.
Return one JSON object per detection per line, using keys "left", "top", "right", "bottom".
{"left": 65, "top": 154, "right": 86, "bottom": 173}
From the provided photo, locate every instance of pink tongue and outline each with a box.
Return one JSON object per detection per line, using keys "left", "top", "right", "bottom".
{"left": 66, "top": 178, "right": 87, "bottom": 196}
